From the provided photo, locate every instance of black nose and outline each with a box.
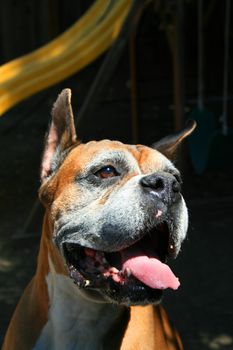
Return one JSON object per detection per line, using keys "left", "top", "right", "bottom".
{"left": 140, "top": 172, "right": 181, "bottom": 203}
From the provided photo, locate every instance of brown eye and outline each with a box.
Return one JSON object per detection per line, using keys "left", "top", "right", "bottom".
{"left": 95, "top": 166, "right": 119, "bottom": 179}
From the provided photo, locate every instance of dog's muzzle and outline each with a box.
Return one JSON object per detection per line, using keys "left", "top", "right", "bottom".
{"left": 57, "top": 171, "right": 186, "bottom": 306}
{"left": 61, "top": 219, "right": 180, "bottom": 305}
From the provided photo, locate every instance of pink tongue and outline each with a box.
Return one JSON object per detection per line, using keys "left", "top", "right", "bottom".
{"left": 123, "top": 255, "right": 180, "bottom": 290}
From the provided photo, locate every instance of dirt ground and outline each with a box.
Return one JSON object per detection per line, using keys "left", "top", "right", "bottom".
{"left": 0, "top": 74, "right": 233, "bottom": 349}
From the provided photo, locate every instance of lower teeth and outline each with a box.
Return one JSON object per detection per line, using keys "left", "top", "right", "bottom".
{"left": 69, "top": 265, "right": 86, "bottom": 287}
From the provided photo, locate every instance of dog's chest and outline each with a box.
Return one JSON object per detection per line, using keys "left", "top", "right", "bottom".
{"left": 33, "top": 271, "right": 120, "bottom": 350}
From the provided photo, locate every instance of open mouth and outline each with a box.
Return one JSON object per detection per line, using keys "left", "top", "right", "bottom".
{"left": 62, "top": 222, "right": 180, "bottom": 295}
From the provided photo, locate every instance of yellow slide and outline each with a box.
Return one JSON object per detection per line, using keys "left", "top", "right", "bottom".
{"left": 0, "top": 0, "right": 133, "bottom": 116}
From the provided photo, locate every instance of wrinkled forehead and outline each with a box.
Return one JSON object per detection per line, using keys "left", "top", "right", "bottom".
{"left": 65, "top": 140, "right": 174, "bottom": 174}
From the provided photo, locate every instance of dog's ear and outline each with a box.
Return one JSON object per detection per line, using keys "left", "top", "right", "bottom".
{"left": 40, "top": 89, "right": 77, "bottom": 181}
{"left": 152, "top": 120, "right": 196, "bottom": 159}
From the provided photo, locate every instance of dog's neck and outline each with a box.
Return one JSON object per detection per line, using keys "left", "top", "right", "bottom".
{"left": 33, "top": 213, "right": 126, "bottom": 350}
{"left": 34, "top": 265, "right": 125, "bottom": 350}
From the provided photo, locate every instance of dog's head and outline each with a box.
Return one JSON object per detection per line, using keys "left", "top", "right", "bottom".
{"left": 39, "top": 89, "right": 196, "bottom": 306}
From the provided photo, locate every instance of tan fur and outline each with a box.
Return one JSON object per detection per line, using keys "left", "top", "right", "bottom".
{"left": 2, "top": 149, "right": 183, "bottom": 350}
{"left": 3, "top": 89, "right": 194, "bottom": 350}
{"left": 121, "top": 305, "right": 182, "bottom": 350}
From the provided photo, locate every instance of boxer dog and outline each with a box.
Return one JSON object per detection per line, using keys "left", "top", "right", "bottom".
{"left": 2, "top": 89, "right": 196, "bottom": 350}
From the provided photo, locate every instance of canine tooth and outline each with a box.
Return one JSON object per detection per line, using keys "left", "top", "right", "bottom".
{"left": 125, "top": 267, "right": 131, "bottom": 277}
{"left": 84, "top": 280, "right": 90, "bottom": 287}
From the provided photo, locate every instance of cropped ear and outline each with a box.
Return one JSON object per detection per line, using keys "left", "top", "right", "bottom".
{"left": 40, "top": 89, "right": 77, "bottom": 181}
{"left": 152, "top": 120, "right": 196, "bottom": 159}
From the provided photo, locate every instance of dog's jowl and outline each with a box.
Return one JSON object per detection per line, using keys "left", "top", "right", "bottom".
{"left": 2, "top": 89, "right": 196, "bottom": 350}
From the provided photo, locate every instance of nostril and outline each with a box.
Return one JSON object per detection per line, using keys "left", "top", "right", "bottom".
{"left": 172, "top": 180, "right": 181, "bottom": 193}
{"left": 140, "top": 175, "right": 165, "bottom": 192}
{"left": 154, "top": 178, "right": 165, "bottom": 191}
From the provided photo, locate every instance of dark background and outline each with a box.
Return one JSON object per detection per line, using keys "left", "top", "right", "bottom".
{"left": 0, "top": 1, "right": 233, "bottom": 349}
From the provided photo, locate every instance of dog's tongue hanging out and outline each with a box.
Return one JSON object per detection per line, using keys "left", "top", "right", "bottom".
{"left": 122, "top": 253, "right": 180, "bottom": 290}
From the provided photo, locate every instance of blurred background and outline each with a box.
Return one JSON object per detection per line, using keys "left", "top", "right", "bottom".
{"left": 0, "top": 1, "right": 233, "bottom": 349}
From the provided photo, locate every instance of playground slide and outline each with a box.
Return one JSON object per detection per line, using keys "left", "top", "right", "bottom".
{"left": 0, "top": 0, "right": 133, "bottom": 116}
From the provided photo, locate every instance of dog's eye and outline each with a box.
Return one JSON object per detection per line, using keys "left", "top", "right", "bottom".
{"left": 95, "top": 166, "right": 119, "bottom": 179}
